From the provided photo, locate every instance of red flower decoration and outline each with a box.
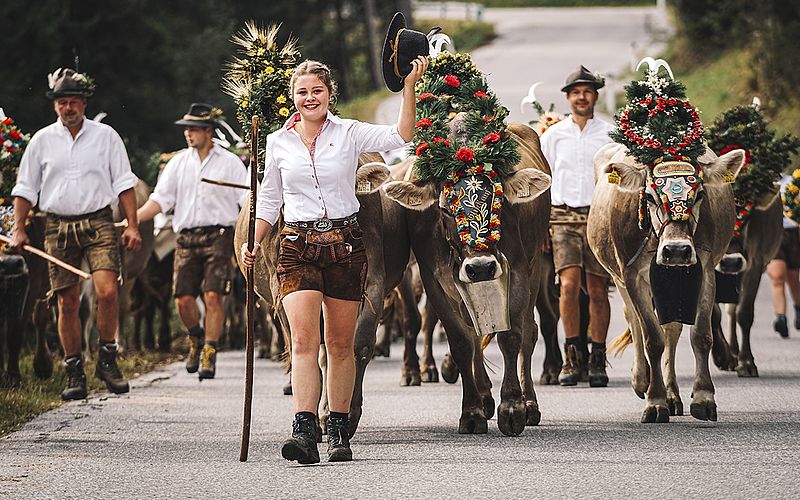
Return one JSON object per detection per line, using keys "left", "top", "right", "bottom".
{"left": 482, "top": 132, "right": 501, "bottom": 145}
{"left": 415, "top": 118, "right": 432, "bottom": 128}
{"left": 415, "top": 142, "right": 430, "bottom": 156}
{"left": 444, "top": 75, "right": 460, "bottom": 88}
{"left": 9, "top": 130, "right": 22, "bottom": 140}
{"left": 417, "top": 92, "right": 436, "bottom": 102}
{"left": 433, "top": 137, "right": 450, "bottom": 147}
{"left": 720, "top": 144, "right": 751, "bottom": 164}
{"left": 455, "top": 147, "right": 474, "bottom": 163}
{"left": 1, "top": 118, "right": 12, "bottom": 125}
{"left": 473, "top": 91, "right": 489, "bottom": 99}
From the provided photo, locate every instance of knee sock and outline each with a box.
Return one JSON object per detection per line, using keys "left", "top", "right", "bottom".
{"left": 564, "top": 337, "right": 579, "bottom": 349}
{"left": 329, "top": 411, "right": 348, "bottom": 420}
{"left": 188, "top": 325, "right": 204, "bottom": 339}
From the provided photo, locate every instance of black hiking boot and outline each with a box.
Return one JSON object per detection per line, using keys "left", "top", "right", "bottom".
{"left": 95, "top": 343, "right": 130, "bottom": 394}
{"left": 774, "top": 314, "right": 789, "bottom": 338}
{"left": 198, "top": 344, "right": 217, "bottom": 380}
{"left": 281, "top": 413, "right": 320, "bottom": 464}
{"left": 62, "top": 356, "right": 88, "bottom": 401}
{"left": 559, "top": 344, "right": 583, "bottom": 386}
{"left": 185, "top": 335, "right": 203, "bottom": 373}
{"left": 326, "top": 414, "right": 353, "bottom": 462}
{"left": 588, "top": 349, "right": 609, "bottom": 387}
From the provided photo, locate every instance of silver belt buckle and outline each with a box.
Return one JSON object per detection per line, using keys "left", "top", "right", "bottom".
{"left": 313, "top": 218, "right": 333, "bottom": 231}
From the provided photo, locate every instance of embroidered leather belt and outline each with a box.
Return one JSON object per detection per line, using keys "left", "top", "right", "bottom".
{"left": 180, "top": 224, "right": 231, "bottom": 235}
{"left": 284, "top": 214, "right": 359, "bottom": 231}
{"left": 48, "top": 206, "right": 112, "bottom": 221}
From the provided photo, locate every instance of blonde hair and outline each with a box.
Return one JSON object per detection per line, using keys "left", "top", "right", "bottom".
{"left": 290, "top": 60, "right": 338, "bottom": 104}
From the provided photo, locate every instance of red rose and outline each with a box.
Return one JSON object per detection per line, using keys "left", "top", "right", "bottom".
{"left": 482, "top": 133, "right": 501, "bottom": 145}
{"left": 455, "top": 147, "right": 474, "bottom": 162}
{"left": 9, "top": 130, "right": 22, "bottom": 140}
{"left": 444, "top": 75, "right": 460, "bottom": 87}
{"left": 415, "top": 142, "right": 430, "bottom": 156}
{"left": 473, "top": 91, "right": 489, "bottom": 99}
{"left": 417, "top": 92, "right": 436, "bottom": 102}
{"left": 416, "top": 118, "right": 432, "bottom": 128}
{"left": 433, "top": 137, "right": 450, "bottom": 146}
{"left": 1, "top": 118, "right": 12, "bottom": 125}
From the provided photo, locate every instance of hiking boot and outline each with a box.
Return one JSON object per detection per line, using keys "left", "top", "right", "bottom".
{"left": 326, "top": 414, "right": 353, "bottom": 462}
{"left": 281, "top": 413, "right": 320, "bottom": 464}
{"left": 558, "top": 344, "right": 583, "bottom": 386}
{"left": 62, "top": 356, "right": 88, "bottom": 400}
{"left": 198, "top": 344, "right": 217, "bottom": 380}
{"left": 588, "top": 349, "right": 609, "bottom": 387}
{"left": 774, "top": 314, "right": 789, "bottom": 338}
{"left": 95, "top": 343, "right": 130, "bottom": 394}
{"left": 186, "top": 335, "right": 203, "bottom": 373}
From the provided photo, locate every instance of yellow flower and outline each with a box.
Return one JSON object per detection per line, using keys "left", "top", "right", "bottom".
{"left": 277, "top": 95, "right": 287, "bottom": 104}
{"left": 241, "top": 100, "right": 249, "bottom": 108}
{"left": 793, "top": 169, "right": 800, "bottom": 179}
{"left": 285, "top": 68, "right": 293, "bottom": 76}
{"left": 264, "top": 66, "right": 275, "bottom": 74}
{"left": 279, "top": 107, "right": 290, "bottom": 117}
{"left": 788, "top": 183, "right": 800, "bottom": 195}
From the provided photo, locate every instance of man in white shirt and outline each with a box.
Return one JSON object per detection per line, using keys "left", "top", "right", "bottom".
{"left": 540, "top": 65, "right": 613, "bottom": 387}
{"left": 137, "top": 103, "right": 248, "bottom": 380}
{"left": 10, "top": 68, "right": 142, "bottom": 400}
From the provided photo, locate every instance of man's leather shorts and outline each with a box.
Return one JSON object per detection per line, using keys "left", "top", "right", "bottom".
{"left": 173, "top": 226, "right": 234, "bottom": 297}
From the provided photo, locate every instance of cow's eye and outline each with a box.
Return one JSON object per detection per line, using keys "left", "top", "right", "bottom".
{"left": 695, "top": 190, "right": 705, "bottom": 202}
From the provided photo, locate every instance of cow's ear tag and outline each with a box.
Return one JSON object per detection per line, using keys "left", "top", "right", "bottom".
{"left": 357, "top": 180, "right": 372, "bottom": 194}
{"left": 408, "top": 193, "right": 422, "bottom": 206}
{"left": 723, "top": 171, "right": 735, "bottom": 184}
{"left": 517, "top": 182, "right": 530, "bottom": 198}
{"left": 608, "top": 169, "right": 621, "bottom": 184}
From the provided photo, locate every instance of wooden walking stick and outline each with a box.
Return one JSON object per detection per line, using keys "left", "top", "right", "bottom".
{"left": 240, "top": 115, "right": 259, "bottom": 462}
{"left": 0, "top": 234, "right": 91, "bottom": 279}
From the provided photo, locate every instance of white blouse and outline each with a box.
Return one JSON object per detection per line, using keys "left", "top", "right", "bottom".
{"left": 12, "top": 119, "right": 139, "bottom": 216}
{"left": 149, "top": 144, "right": 248, "bottom": 232}
{"left": 540, "top": 116, "right": 613, "bottom": 208}
{"left": 256, "top": 111, "right": 407, "bottom": 225}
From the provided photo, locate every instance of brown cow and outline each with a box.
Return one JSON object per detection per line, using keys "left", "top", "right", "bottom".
{"left": 590, "top": 143, "right": 745, "bottom": 423}
{"left": 383, "top": 122, "right": 552, "bottom": 435}
{"left": 712, "top": 192, "right": 782, "bottom": 376}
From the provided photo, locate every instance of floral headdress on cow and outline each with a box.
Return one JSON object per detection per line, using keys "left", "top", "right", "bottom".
{"left": 411, "top": 51, "right": 520, "bottom": 251}
{"left": 0, "top": 109, "right": 33, "bottom": 250}
{"left": 610, "top": 58, "right": 707, "bottom": 231}
{"left": 222, "top": 22, "right": 300, "bottom": 171}
{"left": 706, "top": 102, "right": 800, "bottom": 239}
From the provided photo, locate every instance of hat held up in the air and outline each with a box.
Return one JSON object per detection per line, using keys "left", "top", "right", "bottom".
{"left": 174, "top": 103, "right": 223, "bottom": 129}
{"left": 46, "top": 68, "right": 95, "bottom": 99}
{"left": 382, "top": 12, "right": 430, "bottom": 93}
{"left": 561, "top": 65, "right": 605, "bottom": 93}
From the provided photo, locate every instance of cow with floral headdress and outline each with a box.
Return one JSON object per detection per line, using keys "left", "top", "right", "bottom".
{"left": 588, "top": 59, "right": 746, "bottom": 423}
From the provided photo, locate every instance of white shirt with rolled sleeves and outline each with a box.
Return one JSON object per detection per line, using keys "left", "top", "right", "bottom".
{"left": 12, "top": 118, "right": 138, "bottom": 216}
{"left": 540, "top": 115, "right": 613, "bottom": 208}
{"left": 256, "top": 111, "right": 408, "bottom": 225}
{"left": 149, "top": 144, "right": 248, "bottom": 232}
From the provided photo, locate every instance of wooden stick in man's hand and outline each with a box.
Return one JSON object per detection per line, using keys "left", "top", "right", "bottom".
{"left": 0, "top": 234, "right": 91, "bottom": 279}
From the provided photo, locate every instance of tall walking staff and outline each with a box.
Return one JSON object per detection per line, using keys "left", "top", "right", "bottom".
{"left": 240, "top": 115, "right": 259, "bottom": 462}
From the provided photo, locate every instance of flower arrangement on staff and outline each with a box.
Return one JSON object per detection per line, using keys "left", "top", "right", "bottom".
{"left": 706, "top": 104, "right": 800, "bottom": 202}
{"left": 1, "top": 113, "right": 30, "bottom": 195}
{"left": 783, "top": 168, "right": 800, "bottom": 223}
{"left": 410, "top": 51, "right": 520, "bottom": 182}
{"left": 222, "top": 21, "right": 300, "bottom": 167}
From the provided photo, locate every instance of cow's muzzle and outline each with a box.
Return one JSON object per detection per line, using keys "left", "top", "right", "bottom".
{"left": 459, "top": 255, "right": 502, "bottom": 283}
{"left": 716, "top": 253, "right": 747, "bottom": 274}
{"left": 656, "top": 239, "right": 696, "bottom": 266}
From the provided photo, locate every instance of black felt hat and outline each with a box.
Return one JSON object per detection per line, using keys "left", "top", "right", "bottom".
{"left": 382, "top": 12, "right": 430, "bottom": 93}
{"left": 46, "top": 68, "right": 95, "bottom": 99}
{"left": 561, "top": 65, "right": 605, "bottom": 93}
{"left": 174, "top": 103, "right": 221, "bottom": 128}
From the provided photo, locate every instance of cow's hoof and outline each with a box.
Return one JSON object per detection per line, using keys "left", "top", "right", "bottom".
{"left": 33, "top": 354, "right": 53, "bottom": 379}
{"left": 690, "top": 401, "right": 717, "bottom": 421}
{"left": 482, "top": 394, "right": 496, "bottom": 421}
{"left": 348, "top": 407, "right": 362, "bottom": 438}
{"left": 539, "top": 369, "right": 560, "bottom": 385}
{"left": 497, "top": 401, "right": 526, "bottom": 436}
{"left": 401, "top": 370, "right": 421, "bottom": 386}
{"left": 735, "top": 361, "right": 758, "bottom": 378}
{"left": 712, "top": 351, "right": 736, "bottom": 372}
{"left": 0, "top": 371, "right": 22, "bottom": 389}
{"left": 641, "top": 405, "right": 670, "bottom": 423}
{"left": 525, "top": 401, "right": 541, "bottom": 426}
{"left": 458, "top": 411, "right": 488, "bottom": 434}
{"left": 420, "top": 364, "right": 439, "bottom": 383}
{"left": 667, "top": 397, "right": 684, "bottom": 416}
{"left": 441, "top": 354, "right": 459, "bottom": 384}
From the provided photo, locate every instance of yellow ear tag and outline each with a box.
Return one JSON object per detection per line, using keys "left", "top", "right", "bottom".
{"left": 608, "top": 169, "right": 620, "bottom": 184}
{"left": 723, "top": 171, "right": 736, "bottom": 184}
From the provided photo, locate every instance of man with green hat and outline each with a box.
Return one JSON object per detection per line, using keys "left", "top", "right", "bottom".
{"left": 10, "top": 68, "right": 142, "bottom": 400}
{"left": 137, "top": 103, "right": 248, "bottom": 380}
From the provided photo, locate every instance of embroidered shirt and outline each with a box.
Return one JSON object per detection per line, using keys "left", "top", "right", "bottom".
{"left": 256, "top": 111, "right": 407, "bottom": 225}
{"left": 149, "top": 144, "right": 248, "bottom": 232}
{"left": 540, "top": 115, "right": 613, "bottom": 208}
{"left": 12, "top": 118, "right": 139, "bottom": 216}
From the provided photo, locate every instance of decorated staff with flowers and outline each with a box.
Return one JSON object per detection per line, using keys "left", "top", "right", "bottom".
{"left": 539, "top": 65, "right": 613, "bottom": 388}
{"left": 9, "top": 68, "right": 142, "bottom": 400}
{"left": 240, "top": 13, "right": 428, "bottom": 464}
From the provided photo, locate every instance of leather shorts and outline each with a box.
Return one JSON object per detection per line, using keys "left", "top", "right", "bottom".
{"left": 276, "top": 222, "right": 367, "bottom": 302}
{"left": 173, "top": 226, "right": 234, "bottom": 297}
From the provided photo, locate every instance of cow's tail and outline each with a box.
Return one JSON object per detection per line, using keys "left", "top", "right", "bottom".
{"left": 607, "top": 328, "right": 633, "bottom": 356}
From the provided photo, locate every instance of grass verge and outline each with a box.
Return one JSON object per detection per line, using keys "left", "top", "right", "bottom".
{"left": 0, "top": 350, "right": 179, "bottom": 437}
